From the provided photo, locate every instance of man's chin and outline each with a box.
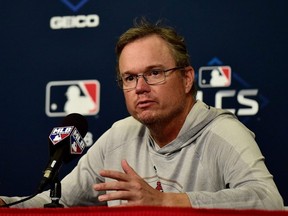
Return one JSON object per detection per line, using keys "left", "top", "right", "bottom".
{"left": 134, "top": 112, "right": 157, "bottom": 125}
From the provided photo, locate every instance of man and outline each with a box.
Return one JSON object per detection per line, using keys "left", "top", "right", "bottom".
{"left": 0, "top": 19, "right": 284, "bottom": 209}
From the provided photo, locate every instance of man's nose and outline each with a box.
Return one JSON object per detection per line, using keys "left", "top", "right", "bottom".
{"left": 135, "top": 76, "right": 150, "bottom": 92}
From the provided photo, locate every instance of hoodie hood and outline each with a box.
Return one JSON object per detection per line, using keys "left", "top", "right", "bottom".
{"left": 156, "top": 100, "right": 236, "bottom": 155}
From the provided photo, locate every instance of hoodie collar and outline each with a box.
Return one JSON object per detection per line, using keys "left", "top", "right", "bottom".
{"left": 155, "top": 100, "right": 235, "bottom": 155}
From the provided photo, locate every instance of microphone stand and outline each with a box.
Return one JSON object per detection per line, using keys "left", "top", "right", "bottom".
{"left": 44, "top": 174, "right": 64, "bottom": 208}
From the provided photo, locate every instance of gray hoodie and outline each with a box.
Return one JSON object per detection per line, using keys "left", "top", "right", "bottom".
{"left": 1, "top": 100, "right": 284, "bottom": 209}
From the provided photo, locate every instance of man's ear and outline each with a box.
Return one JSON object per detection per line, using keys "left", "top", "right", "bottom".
{"left": 184, "top": 66, "right": 194, "bottom": 93}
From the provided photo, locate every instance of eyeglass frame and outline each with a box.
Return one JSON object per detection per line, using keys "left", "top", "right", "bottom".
{"left": 117, "top": 66, "right": 186, "bottom": 90}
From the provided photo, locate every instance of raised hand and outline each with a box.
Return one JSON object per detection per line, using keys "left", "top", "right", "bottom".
{"left": 93, "top": 159, "right": 191, "bottom": 207}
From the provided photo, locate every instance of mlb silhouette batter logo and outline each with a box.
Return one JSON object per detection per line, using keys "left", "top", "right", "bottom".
{"left": 46, "top": 80, "right": 100, "bottom": 117}
{"left": 198, "top": 66, "right": 231, "bottom": 88}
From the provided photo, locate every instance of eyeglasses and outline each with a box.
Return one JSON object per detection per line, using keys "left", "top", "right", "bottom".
{"left": 117, "top": 66, "right": 185, "bottom": 90}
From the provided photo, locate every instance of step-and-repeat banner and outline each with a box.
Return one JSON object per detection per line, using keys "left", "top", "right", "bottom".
{"left": 0, "top": 0, "right": 287, "bottom": 205}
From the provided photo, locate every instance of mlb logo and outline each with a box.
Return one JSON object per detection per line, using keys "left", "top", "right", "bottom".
{"left": 49, "top": 126, "right": 74, "bottom": 145}
{"left": 70, "top": 128, "right": 86, "bottom": 154}
{"left": 46, "top": 80, "right": 100, "bottom": 117}
{"left": 198, "top": 66, "right": 232, "bottom": 88}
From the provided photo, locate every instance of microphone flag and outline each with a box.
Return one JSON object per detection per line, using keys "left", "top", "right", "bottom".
{"left": 49, "top": 126, "right": 86, "bottom": 155}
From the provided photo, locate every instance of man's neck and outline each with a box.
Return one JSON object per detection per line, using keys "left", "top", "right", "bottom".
{"left": 148, "top": 99, "right": 195, "bottom": 148}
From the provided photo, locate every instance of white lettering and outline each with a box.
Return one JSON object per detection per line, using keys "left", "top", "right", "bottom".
{"left": 237, "top": 89, "right": 259, "bottom": 115}
{"left": 215, "top": 90, "right": 236, "bottom": 114}
{"left": 197, "top": 89, "right": 259, "bottom": 116}
{"left": 86, "top": 15, "right": 99, "bottom": 27}
{"left": 52, "top": 127, "right": 72, "bottom": 134}
{"left": 72, "top": 129, "right": 81, "bottom": 140}
{"left": 50, "top": 14, "right": 100, "bottom": 29}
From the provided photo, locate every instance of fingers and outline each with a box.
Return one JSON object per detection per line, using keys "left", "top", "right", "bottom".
{"left": 93, "top": 179, "right": 138, "bottom": 203}
{"left": 98, "top": 190, "right": 134, "bottom": 202}
{"left": 99, "top": 169, "right": 128, "bottom": 181}
{"left": 121, "top": 159, "right": 137, "bottom": 176}
{"left": 98, "top": 160, "right": 138, "bottom": 180}
{"left": 93, "top": 160, "right": 144, "bottom": 203}
{"left": 93, "top": 160, "right": 134, "bottom": 193}
{"left": 94, "top": 180, "right": 130, "bottom": 191}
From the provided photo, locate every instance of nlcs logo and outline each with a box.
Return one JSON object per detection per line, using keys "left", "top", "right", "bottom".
{"left": 45, "top": 80, "right": 100, "bottom": 117}
{"left": 196, "top": 61, "right": 268, "bottom": 119}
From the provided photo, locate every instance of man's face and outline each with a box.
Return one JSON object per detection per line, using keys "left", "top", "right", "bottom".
{"left": 118, "top": 35, "right": 193, "bottom": 126}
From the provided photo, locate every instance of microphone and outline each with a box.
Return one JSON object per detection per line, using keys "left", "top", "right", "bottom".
{"left": 37, "top": 113, "right": 88, "bottom": 193}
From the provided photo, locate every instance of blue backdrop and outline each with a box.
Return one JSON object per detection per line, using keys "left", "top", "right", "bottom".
{"left": 0, "top": 0, "right": 287, "bottom": 206}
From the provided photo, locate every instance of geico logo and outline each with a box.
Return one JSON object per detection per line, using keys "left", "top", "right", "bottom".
{"left": 197, "top": 89, "right": 259, "bottom": 116}
{"left": 50, "top": 14, "right": 100, "bottom": 29}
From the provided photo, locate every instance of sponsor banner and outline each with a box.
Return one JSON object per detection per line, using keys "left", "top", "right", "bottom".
{"left": 49, "top": 0, "right": 100, "bottom": 29}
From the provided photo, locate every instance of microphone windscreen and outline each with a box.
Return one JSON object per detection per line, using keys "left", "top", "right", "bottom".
{"left": 49, "top": 113, "right": 88, "bottom": 163}
{"left": 61, "top": 113, "right": 88, "bottom": 138}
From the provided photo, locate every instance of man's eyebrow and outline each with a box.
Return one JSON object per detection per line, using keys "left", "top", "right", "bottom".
{"left": 121, "top": 65, "right": 164, "bottom": 74}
